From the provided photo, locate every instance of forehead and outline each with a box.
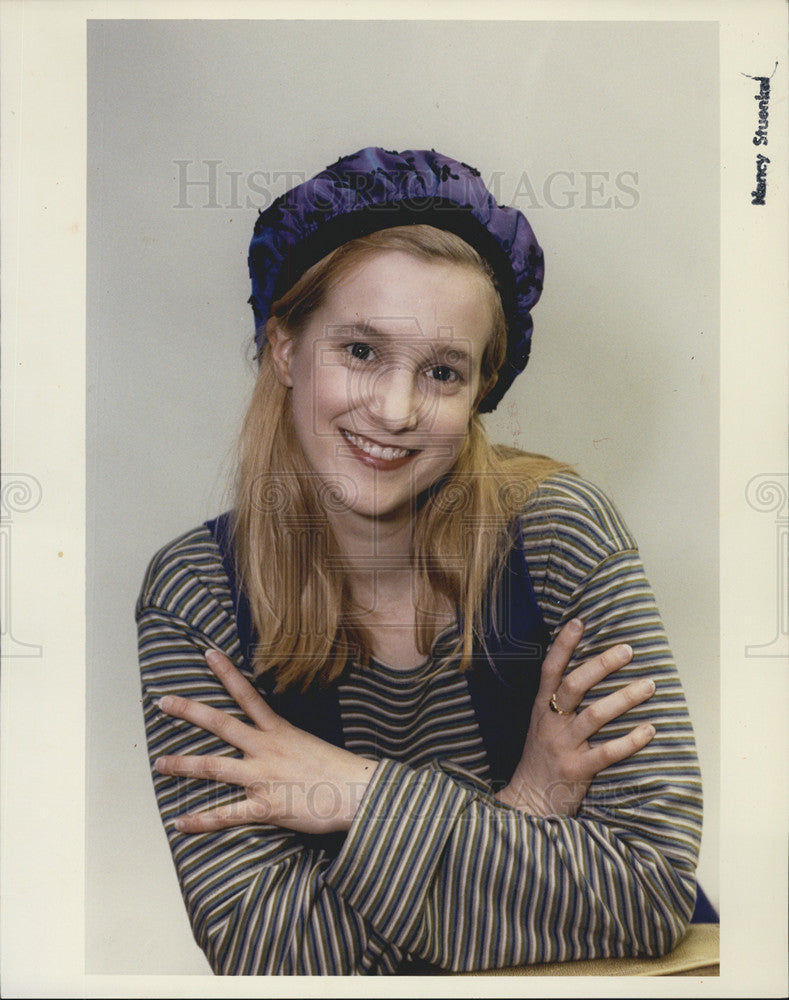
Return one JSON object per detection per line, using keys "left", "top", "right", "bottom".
{"left": 314, "top": 250, "right": 494, "bottom": 356}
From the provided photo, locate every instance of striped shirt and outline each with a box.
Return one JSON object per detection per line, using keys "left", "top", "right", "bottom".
{"left": 136, "top": 473, "right": 702, "bottom": 974}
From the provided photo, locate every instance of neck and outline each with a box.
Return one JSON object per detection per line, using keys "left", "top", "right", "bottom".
{"left": 327, "top": 509, "right": 421, "bottom": 626}
{"left": 327, "top": 507, "right": 413, "bottom": 577}
{"left": 327, "top": 507, "right": 454, "bottom": 648}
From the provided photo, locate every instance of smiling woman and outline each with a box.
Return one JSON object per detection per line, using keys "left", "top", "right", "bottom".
{"left": 136, "top": 148, "right": 703, "bottom": 975}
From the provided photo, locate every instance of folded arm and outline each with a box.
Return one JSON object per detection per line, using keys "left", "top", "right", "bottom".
{"left": 136, "top": 516, "right": 701, "bottom": 974}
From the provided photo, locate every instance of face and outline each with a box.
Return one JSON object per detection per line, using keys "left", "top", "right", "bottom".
{"left": 268, "top": 250, "right": 494, "bottom": 527}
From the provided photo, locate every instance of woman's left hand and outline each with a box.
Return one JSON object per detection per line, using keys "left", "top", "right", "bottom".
{"left": 495, "top": 619, "right": 656, "bottom": 818}
{"left": 154, "top": 650, "right": 376, "bottom": 836}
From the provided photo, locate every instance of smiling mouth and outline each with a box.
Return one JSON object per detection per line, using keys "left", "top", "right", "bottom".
{"left": 341, "top": 429, "right": 416, "bottom": 462}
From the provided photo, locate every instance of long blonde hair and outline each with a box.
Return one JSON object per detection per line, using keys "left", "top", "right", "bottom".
{"left": 234, "top": 225, "right": 566, "bottom": 690}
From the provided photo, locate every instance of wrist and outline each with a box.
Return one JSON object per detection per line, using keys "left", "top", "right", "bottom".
{"left": 495, "top": 776, "right": 553, "bottom": 818}
{"left": 329, "top": 754, "right": 377, "bottom": 832}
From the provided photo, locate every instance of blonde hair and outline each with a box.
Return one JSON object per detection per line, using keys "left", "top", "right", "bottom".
{"left": 234, "top": 225, "right": 567, "bottom": 690}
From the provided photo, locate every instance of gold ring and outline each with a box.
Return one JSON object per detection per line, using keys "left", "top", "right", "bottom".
{"left": 549, "top": 692, "right": 573, "bottom": 716}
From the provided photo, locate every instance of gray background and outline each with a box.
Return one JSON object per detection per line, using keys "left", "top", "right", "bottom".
{"left": 87, "top": 19, "right": 719, "bottom": 973}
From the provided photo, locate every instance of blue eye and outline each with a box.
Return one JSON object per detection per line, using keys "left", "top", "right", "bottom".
{"left": 347, "top": 342, "right": 374, "bottom": 361}
{"left": 428, "top": 365, "right": 459, "bottom": 383}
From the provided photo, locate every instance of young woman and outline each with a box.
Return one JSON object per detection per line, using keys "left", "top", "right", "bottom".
{"left": 137, "top": 148, "right": 702, "bottom": 975}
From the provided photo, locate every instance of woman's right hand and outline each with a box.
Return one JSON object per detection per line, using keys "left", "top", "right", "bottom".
{"left": 495, "top": 618, "right": 656, "bottom": 818}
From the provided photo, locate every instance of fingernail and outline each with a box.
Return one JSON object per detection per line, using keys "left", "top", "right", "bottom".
{"left": 157, "top": 696, "right": 172, "bottom": 713}
{"left": 641, "top": 678, "right": 656, "bottom": 694}
{"left": 569, "top": 618, "right": 584, "bottom": 633}
{"left": 205, "top": 649, "right": 221, "bottom": 667}
{"left": 644, "top": 724, "right": 656, "bottom": 738}
{"left": 618, "top": 644, "right": 633, "bottom": 660}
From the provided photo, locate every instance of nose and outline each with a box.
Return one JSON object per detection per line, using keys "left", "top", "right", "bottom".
{"left": 366, "top": 363, "right": 421, "bottom": 432}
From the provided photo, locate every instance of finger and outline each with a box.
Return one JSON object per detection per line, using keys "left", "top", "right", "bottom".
{"left": 157, "top": 693, "right": 260, "bottom": 754}
{"left": 579, "top": 722, "right": 656, "bottom": 775}
{"left": 557, "top": 642, "right": 634, "bottom": 711}
{"left": 174, "top": 798, "right": 270, "bottom": 834}
{"left": 205, "top": 649, "right": 280, "bottom": 731}
{"left": 537, "top": 619, "right": 585, "bottom": 698}
{"left": 573, "top": 676, "right": 656, "bottom": 742}
{"left": 155, "top": 751, "right": 253, "bottom": 785}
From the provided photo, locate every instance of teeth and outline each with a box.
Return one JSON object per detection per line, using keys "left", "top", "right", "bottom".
{"left": 342, "top": 430, "right": 411, "bottom": 461}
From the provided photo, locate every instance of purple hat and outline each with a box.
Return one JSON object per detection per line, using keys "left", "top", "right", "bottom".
{"left": 248, "top": 147, "right": 544, "bottom": 412}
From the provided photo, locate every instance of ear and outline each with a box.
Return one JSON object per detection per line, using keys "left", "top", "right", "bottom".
{"left": 266, "top": 319, "right": 295, "bottom": 387}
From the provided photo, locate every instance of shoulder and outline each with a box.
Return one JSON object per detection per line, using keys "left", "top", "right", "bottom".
{"left": 519, "top": 471, "right": 638, "bottom": 558}
{"left": 136, "top": 521, "right": 231, "bottom": 619}
{"left": 511, "top": 474, "right": 666, "bottom": 639}
{"left": 516, "top": 473, "right": 645, "bottom": 620}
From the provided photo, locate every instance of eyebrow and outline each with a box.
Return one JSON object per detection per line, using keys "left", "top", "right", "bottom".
{"left": 324, "top": 322, "right": 474, "bottom": 365}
